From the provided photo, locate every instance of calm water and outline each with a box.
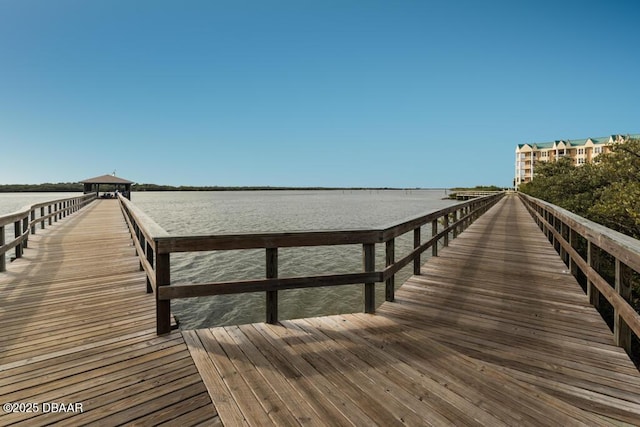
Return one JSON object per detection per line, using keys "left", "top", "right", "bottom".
{"left": 1, "top": 190, "right": 459, "bottom": 328}
{"left": 0, "top": 192, "right": 82, "bottom": 239}
{"left": 0, "top": 192, "right": 81, "bottom": 217}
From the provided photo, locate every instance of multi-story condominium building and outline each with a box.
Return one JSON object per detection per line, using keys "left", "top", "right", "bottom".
{"left": 514, "top": 134, "right": 639, "bottom": 189}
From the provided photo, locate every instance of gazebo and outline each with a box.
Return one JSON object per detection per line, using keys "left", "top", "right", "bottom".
{"left": 80, "top": 174, "right": 133, "bottom": 200}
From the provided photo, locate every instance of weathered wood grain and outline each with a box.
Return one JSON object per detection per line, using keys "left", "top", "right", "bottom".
{"left": 186, "top": 195, "right": 640, "bottom": 426}
{"left": 0, "top": 200, "right": 219, "bottom": 426}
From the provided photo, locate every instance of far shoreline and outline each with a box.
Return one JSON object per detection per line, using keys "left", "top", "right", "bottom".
{"left": 0, "top": 183, "right": 453, "bottom": 193}
{"left": 0, "top": 183, "right": 505, "bottom": 193}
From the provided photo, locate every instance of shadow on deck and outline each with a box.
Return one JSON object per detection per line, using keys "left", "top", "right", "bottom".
{"left": 187, "top": 195, "right": 640, "bottom": 426}
{"left": 0, "top": 200, "right": 220, "bottom": 426}
{"left": 2, "top": 195, "right": 639, "bottom": 426}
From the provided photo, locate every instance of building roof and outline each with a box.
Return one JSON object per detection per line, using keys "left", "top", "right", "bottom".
{"left": 517, "top": 134, "right": 640, "bottom": 151}
{"left": 80, "top": 174, "right": 133, "bottom": 185}
{"left": 566, "top": 138, "right": 588, "bottom": 146}
{"left": 533, "top": 142, "right": 555, "bottom": 149}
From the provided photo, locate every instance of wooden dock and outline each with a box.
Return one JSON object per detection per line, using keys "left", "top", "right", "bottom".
{"left": 184, "top": 195, "right": 640, "bottom": 426}
{"left": 1, "top": 194, "right": 639, "bottom": 425}
{"left": 0, "top": 200, "right": 220, "bottom": 426}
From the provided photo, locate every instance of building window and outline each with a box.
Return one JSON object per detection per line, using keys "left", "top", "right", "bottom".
{"left": 577, "top": 158, "right": 585, "bottom": 165}
{"left": 594, "top": 146, "right": 602, "bottom": 154}
{"left": 578, "top": 148, "right": 584, "bottom": 155}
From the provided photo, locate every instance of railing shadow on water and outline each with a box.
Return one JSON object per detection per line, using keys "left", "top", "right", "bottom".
{"left": 117, "top": 192, "right": 506, "bottom": 335}
{"left": 519, "top": 193, "right": 640, "bottom": 368}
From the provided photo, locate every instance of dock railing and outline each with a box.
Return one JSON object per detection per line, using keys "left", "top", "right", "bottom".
{"left": 119, "top": 192, "right": 504, "bottom": 334}
{"left": 0, "top": 193, "right": 96, "bottom": 272}
{"left": 519, "top": 193, "right": 640, "bottom": 360}
{"left": 451, "top": 190, "right": 504, "bottom": 200}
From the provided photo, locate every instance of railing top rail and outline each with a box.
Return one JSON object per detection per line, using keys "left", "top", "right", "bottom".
{"left": 0, "top": 193, "right": 93, "bottom": 227}
{"left": 30, "top": 193, "right": 95, "bottom": 210}
{"left": 519, "top": 193, "right": 640, "bottom": 272}
{"left": 145, "top": 193, "right": 504, "bottom": 254}
{"left": 454, "top": 190, "right": 504, "bottom": 195}
{"left": 118, "top": 194, "right": 170, "bottom": 242}
{"left": 380, "top": 193, "right": 504, "bottom": 239}
{"left": 0, "top": 205, "right": 33, "bottom": 227}
{"left": 155, "top": 229, "right": 383, "bottom": 254}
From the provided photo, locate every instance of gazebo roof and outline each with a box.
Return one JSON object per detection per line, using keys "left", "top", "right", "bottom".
{"left": 80, "top": 174, "right": 133, "bottom": 185}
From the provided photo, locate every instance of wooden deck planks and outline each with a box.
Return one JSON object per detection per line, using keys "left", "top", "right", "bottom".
{"left": 187, "top": 194, "right": 640, "bottom": 426}
{"left": 0, "top": 199, "right": 220, "bottom": 426}
{"left": 3, "top": 194, "right": 640, "bottom": 426}
{"left": 379, "top": 194, "right": 640, "bottom": 424}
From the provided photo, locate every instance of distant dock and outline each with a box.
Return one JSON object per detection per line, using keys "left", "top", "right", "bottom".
{"left": 449, "top": 190, "right": 505, "bottom": 200}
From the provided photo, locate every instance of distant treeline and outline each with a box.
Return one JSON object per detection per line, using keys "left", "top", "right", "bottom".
{"left": 0, "top": 183, "right": 431, "bottom": 193}
{"left": 0, "top": 183, "right": 83, "bottom": 192}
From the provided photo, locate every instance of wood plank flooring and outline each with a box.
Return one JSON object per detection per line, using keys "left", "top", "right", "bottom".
{"left": 3, "top": 195, "right": 639, "bottom": 426}
{"left": 187, "top": 194, "right": 640, "bottom": 426}
{"left": 0, "top": 200, "right": 220, "bottom": 426}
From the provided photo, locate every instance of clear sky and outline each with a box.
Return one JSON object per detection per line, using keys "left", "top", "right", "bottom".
{"left": 1, "top": 0, "right": 638, "bottom": 188}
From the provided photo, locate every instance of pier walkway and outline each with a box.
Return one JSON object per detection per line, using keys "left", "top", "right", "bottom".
{"left": 1, "top": 194, "right": 639, "bottom": 425}
{"left": 0, "top": 200, "right": 219, "bottom": 426}
{"left": 186, "top": 195, "right": 640, "bottom": 426}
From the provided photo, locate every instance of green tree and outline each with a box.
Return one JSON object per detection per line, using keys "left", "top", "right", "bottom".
{"left": 587, "top": 138, "right": 640, "bottom": 238}
{"left": 520, "top": 138, "right": 640, "bottom": 239}
{"left": 518, "top": 157, "right": 604, "bottom": 215}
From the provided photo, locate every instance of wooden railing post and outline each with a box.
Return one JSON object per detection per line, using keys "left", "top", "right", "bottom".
{"left": 586, "top": 241, "right": 592, "bottom": 300}
{"left": 614, "top": 259, "right": 632, "bottom": 352}
{"left": 139, "top": 233, "right": 146, "bottom": 271}
{"left": 452, "top": 210, "right": 458, "bottom": 238}
{"left": 363, "top": 243, "right": 375, "bottom": 313}
{"left": 48, "top": 205, "right": 52, "bottom": 226}
{"left": 568, "top": 228, "right": 578, "bottom": 277}
{"left": 443, "top": 214, "right": 450, "bottom": 247}
{"left": 22, "top": 217, "right": 29, "bottom": 249}
{"left": 558, "top": 221, "right": 564, "bottom": 260}
{"left": 0, "top": 226, "right": 5, "bottom": 272}
{"left": 40, "top": 207, "right": 45, "bottom": 229}
{"left": 266, "top": 248, "right": 278, "bottom": 324}
{"left": 146, "top": 241, "right": 154, "bottom": 294}
{"left": 432, "top": 220, "right": 438, "bottom": 257}
{"left": 156, "top": 252, "right": 171, "bottom": 334}
{"left": 385, "top": 238, "right": 395, "bottom": 302}
{"left": 14, "top": 220, "right": 22, "bottom": 258}
{"left": 413, "top": 227, "right": 421, "bottom": 275}
{"left": 463, "top": 206, "right": 469, "bottom": 230}
{"left": 587, "top": 241, "right": 601, "bottom": 308}
{"left": 30, "top": 210, "right": 36, "bottom": 234}
{"left": 134, "top": 225, "right": 140, "bottom": 257}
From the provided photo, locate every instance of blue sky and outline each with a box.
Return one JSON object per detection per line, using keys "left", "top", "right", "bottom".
{"left": 1, "top": 0, "right": 638, "bottom": 188}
